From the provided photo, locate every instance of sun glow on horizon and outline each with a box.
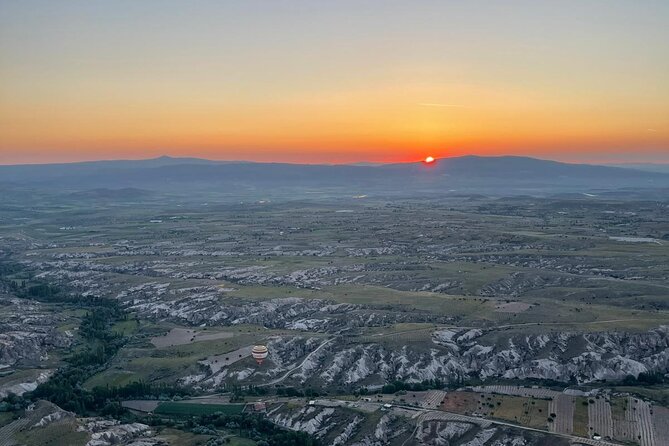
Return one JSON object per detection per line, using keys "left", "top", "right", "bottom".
{"left": 0, "top": 2, "right": 668, "bottom": 165}
{"left": 424, "top": 156, "right": 435, "bottom": 164}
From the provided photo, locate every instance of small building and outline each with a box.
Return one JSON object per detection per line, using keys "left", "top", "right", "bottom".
{"left": 244, "top": 401, "right": 267, "bottom": 413}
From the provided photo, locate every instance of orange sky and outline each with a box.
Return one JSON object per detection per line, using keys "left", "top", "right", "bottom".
{"left": 1, "top": 1, "right": 668, "bottom": 165}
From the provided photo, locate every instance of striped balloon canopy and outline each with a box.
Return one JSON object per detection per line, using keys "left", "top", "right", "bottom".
{"left": 251, "top": 345, "right": 269, "bottom": 365}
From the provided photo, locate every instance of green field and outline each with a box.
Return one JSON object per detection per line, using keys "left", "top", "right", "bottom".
{"left": 15, "top": 421, "right": 88, "bottom": 446}
{"left": 0, "top": 412, "right": 14, "bottom": 427}
{"left": 83, "top": 369, "right": 140, "bottom": 390}
{"left": 154, "top": 402, "right": 245, "bottom": 416}
{"left": 573, "top": 397, "right": 590, "bottom": 437}
{"left": 111, "top": 319, "right": 140, "bottom": 335}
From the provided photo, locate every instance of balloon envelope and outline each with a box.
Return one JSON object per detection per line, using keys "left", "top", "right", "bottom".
{"left": 252, "top": 345, "right": 269, "bottom": 364}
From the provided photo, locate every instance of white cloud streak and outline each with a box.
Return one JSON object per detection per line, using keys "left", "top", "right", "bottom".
{"left": 418, "top": 103, "right": 470, "bottom": 108}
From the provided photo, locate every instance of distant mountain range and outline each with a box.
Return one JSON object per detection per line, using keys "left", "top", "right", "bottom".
{"left": 1, "top": 155, "right": 668, "bottom": 198}
{"left": 606, "top": 163, "right": 669, "bottom": 174}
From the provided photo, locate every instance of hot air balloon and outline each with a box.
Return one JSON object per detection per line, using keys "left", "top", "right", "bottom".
{"left": 251, "top": 345, "right": 269, "bottom": 365}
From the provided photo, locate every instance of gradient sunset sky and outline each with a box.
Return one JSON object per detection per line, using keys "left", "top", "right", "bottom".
{"left": 1, "top": 0, "right": 668, "bottom": 165}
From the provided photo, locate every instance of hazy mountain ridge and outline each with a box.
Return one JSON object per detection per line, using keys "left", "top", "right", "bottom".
{"left": 607, "top": 163, "right": 669, "bottom": 173}
{"left": 1, "top": 155, "right": 667, "bottom": 197}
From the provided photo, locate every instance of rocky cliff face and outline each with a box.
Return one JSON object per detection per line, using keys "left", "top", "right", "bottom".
{"left": 0, "top": 297, "right": 72, "bottom": 368}
{"left": 268, "top": 405, "right": 411, "bottom": 446}
{"left": 120, "top": 286, "right": 451, "bottom": 330}
{"left": 227, "top": 326, "right": 669, "bottom": 388}
{"left": 79, "top": 419, "right": 153, "bottom": 446}
{"left": 111, "top": 285, "right": 668, "bottom": 388}
{"left": 269, "top": 404, "right": 568, "bottom": 446}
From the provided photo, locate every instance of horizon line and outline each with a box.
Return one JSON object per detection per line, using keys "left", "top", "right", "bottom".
{"left": 2, "top": 153, "right": 668, "bottom": 168}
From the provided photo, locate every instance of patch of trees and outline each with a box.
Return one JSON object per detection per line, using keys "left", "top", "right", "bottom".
{"left": 275, "top": 387, "right": 322, "bottom": 398}
{"left": 0, "top": 393, "right": 28, "bottom": 412}
{"left": 29, "top": 302, "right": 126, "bottom": 413}
{"left": 14, "top": 296, "right": 191, "bottom": 415}
{"left": 621, "top": 371, "right": 667, "bottom": 386}
{"left": 24, "top": 283, "right": 61, "bottom": 298}
{"left": 228, "top": 386, "right": 322, "bottom": 399}
{"left": 92, "top": 381, "right": 192, "bottom": 401}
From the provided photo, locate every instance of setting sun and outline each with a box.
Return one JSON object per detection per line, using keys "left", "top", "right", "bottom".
{"left": 424, "top": 156, "right": 435, "bottom": 164}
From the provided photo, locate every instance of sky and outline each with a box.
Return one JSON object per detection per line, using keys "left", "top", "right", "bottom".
{"left": 1, "top": 0, "right": 668, "bottom": 165}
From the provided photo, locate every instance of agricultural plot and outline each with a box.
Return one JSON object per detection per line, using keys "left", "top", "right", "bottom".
{"left": 629, "top": 397, "right": 656, "bottom": 446}
{"left": 652, "top": 406, "right": 669, "bottom": 446}
{"left": 587, "top": 396, "right": 613, "bottom": 440}
{"left": 548, "top": 394, "right": 574, "bottom": 435}
{"left": 610, "top": 395, "right": 656, "bottom": 445}
{"left": 0, "top": 416, "right": 33, "bottom": 446}
{"left": 121, "top": 400, "right": 161, "bottom": 412}
{"left": 420, "top": 390, "right": 448, "bottom": 409}
{"left": 441, "top": 392, "right": 479, "bottom": 415}
{"left": 573, "top": 397, "right": 590, "bottom": 437}
{"left": 397, "top": 390, "right": 447, "bottom": 409}
{"left": 83, "top": 369, "right": 139, "bottom": 390}
{"left": 612, "top": 396, "right": 637, "bottom": 443}
{"left": 486, "top": 395, "right": 548, "bottom": 429}
{"left": 441, "top": 391, "right": 548, "bottom": 430}
{"left": 0, "top": 413, "right": 13, "bottom": 429}
{"left": 111, "top": 319, "right": 140, "bottom": 336}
